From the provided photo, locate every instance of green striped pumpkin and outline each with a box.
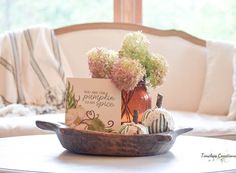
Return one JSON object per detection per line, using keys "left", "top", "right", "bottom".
{"left": 119, "top": 122, "right": 149, "bottom": 135}
{"left": 142, "top": 108, "right": 174, "bottom": 134}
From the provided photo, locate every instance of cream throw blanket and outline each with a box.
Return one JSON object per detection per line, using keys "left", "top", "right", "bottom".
{"left": 0, "top": 26, "right": 72, "bottom": 111}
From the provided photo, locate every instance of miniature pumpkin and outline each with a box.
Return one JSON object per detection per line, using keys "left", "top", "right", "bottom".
{"left": 141, "top": 108, "right": 174, "bottom": 133}
{"left": 119, "top": 122, "right": 149, "bottom": 135}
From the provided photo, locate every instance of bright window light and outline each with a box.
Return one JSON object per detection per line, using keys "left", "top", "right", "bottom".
{"left": 0, "top": 0, "right": 113, "bottom": 32}
{"left": 143, "top": 0, "right": 236, "bottom": 41}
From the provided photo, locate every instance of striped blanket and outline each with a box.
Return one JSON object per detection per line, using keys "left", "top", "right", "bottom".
{"left": 0, "top": 26, "right": 72, "bottom": 112}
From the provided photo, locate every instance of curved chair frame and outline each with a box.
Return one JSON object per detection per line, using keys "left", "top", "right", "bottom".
{"left": 54, "top": 22, "right": 206, "bottom": 47}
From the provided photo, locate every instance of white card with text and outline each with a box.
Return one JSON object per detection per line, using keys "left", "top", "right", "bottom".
{"left": 66, "top": 78, "right": 121, "bottom": 131}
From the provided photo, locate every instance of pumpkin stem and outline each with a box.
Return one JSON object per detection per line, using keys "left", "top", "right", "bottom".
{"left": 133, "top": 110, "right": 139, "bottom": 124}
{"left": 156, "top": 93, "right": 163, "bottom": 108}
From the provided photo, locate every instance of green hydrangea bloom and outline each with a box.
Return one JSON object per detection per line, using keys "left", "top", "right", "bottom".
{"left": 119, "top": 31, "right": 150, "bottom": 65}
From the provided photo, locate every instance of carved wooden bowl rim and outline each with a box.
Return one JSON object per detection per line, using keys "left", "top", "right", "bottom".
{"left": 36, "top": 120, "right": 193, "bottom": 156}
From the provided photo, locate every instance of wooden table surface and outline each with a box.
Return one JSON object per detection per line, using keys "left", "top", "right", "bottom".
{"left": 0, "top": 134, "right": 236, "bottom": 173}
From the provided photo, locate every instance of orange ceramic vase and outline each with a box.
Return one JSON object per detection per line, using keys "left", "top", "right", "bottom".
{"left": 121, "top": 79, "right": 151, "bottom": 123}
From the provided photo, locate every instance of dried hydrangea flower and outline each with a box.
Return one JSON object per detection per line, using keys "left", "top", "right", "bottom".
{"left": 145, "top": 54, "right": 168, "bottom": 87}
{"left": 110, "top": 57, "right": 145, "bottom": 91}
{"left": 87, "top": 31, "right": 169, "bottom": 91}
{"left": 87, "top": 47, "right": 118, "bottom": 78}
{"left": 119, "top": 31, "right": 150, "bottom": 64}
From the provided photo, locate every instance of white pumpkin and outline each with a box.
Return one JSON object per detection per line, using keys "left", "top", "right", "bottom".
{"left": 119, "top": 122, "right": 149, "bottom": 135}
{"left": 141, "top": 108, "right": 174, "bottom": 133}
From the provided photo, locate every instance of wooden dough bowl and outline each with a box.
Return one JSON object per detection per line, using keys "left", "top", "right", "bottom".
{"left": 36, "top": 121, "right": 192, "bottom": 156}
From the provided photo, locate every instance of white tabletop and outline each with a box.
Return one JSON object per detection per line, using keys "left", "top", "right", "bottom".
{"left": 0, "top": 134, "right": 236, "bottom": 173}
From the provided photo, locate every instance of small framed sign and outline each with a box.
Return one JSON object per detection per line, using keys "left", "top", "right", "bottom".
{"left": 65, "top": 78, "right": 121, "bottom": 132}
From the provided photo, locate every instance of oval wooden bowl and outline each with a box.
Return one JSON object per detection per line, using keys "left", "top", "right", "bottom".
{"left": 36, "top": 120, "right": 192, "bottom": 156}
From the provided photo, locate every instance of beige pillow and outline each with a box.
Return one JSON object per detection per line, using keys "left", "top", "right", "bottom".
{"left": 198, "top": 41, "right": 235, "bottom": 115}
{"left": 228, "top": 55, "right": 236, "bottom": 119}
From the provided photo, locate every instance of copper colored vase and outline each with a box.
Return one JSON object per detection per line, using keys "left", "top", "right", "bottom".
{"left": 121, "top": 79, "right": 151, "bottom": 123}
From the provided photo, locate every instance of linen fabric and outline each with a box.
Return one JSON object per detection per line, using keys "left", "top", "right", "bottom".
{"left": 198, "top": 40, "right": 235, "bottom": 115}
{"left": 228, "top": 55, "right": 236, "bottom": 119}
{"left": 0, "top": 26, "right": 72, "bottom": 109}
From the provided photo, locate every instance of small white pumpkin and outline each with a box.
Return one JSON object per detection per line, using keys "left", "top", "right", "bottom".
{"left": 119, "top": 122, "right": 149, "bottom": 135}
{"left": 141, "top": 108, "right": 174, "bottom": 133}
